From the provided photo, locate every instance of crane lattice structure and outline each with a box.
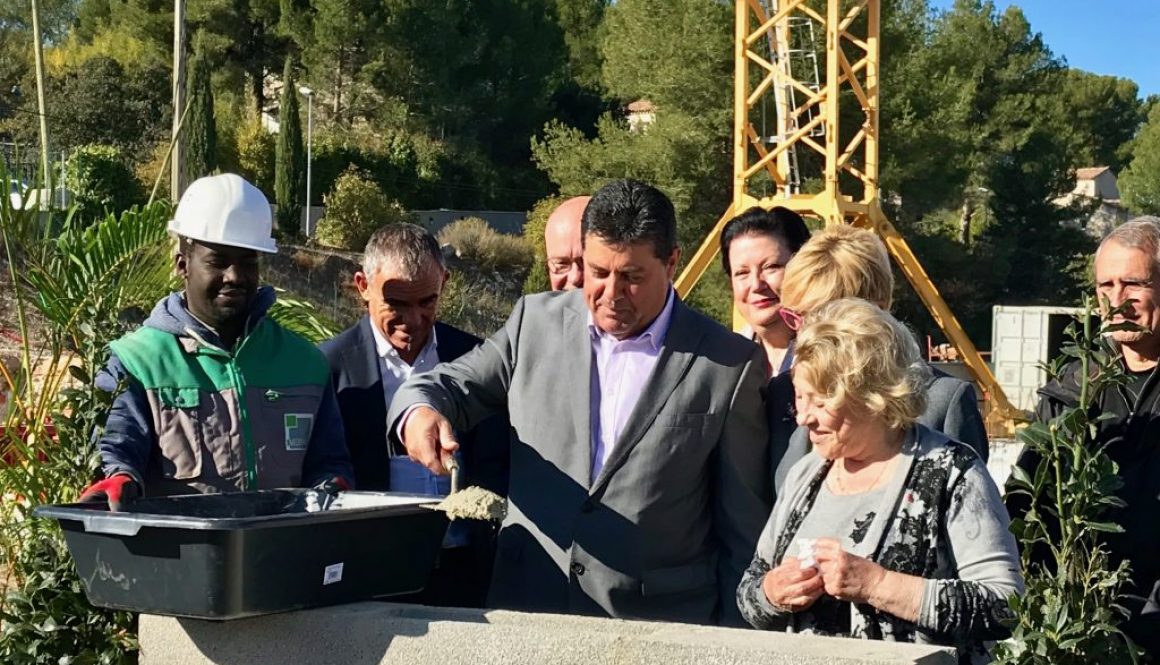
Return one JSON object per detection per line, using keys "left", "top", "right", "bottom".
{"left": 673, "top": 0, "right": 1023, "bottom": 428}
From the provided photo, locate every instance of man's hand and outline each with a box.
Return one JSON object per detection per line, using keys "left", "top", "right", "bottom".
{"left": 400, "top": 406, "right": 459, "bottom": 475}
{"left": 813, "top": 538, "right": 887, "bottom": 604}
{"left": 761, "top": 556, "right": 825, "bottom": 611}
{"left": 79, "top": 474, "right": 140, "bottom": 512}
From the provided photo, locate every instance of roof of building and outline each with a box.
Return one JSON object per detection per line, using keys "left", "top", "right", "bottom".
{"left": 1076, "top": 166, "right": 1111, "bottom": 180}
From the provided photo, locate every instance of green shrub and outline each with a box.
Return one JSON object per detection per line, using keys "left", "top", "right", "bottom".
{"left": 66, "top": 144, "right": 145, "bottom": 224}
{"left": 316, "top": 167, "right": 411, "bottom": 250}
{"left": 520, "top": 195, "right": 562, "bottom": 294}
{"left": 235, "top": 112, "right": 276, "bottom": 197}
{"left": 438, "top": 217, "right": 533, "bottom": 275}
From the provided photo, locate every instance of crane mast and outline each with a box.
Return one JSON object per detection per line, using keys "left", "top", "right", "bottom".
{"left": 674, "top": 0, "right": 1023, "bottom": 430}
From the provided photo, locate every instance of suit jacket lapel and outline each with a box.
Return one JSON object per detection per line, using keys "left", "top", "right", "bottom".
{"left": 590, "top": 297, "right": 702, "bottom": 495}
{"left": 350, "top": 316, "right": 383, "bottom": 389}
{"left": 562, "top": 297, "right": 595, "bottom": 489}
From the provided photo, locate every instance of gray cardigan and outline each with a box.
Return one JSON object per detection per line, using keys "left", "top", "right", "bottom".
{"left": 738, "top": 424, "right": 1022, "bottom": 664}
{"left": 774, "top": 369, "right": 988, "bottom": 494}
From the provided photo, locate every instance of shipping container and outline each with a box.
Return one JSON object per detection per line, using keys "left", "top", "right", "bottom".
{"left": 991, "top": 305, "right": 1085, "bottom": 411}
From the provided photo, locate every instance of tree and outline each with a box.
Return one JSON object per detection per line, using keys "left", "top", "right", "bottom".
{"left": 2, "top": 56, "right": 170, "bottom": 154}
{"left": 274, "top": 57, "right": 305, "bottom": 238}
{"left": 552, "top": 0, "right": 607, "bottom": 91}
{"left": 183, "top": 39, "right": 218, "bottom": 182}
{"left": 535, "top": 0, "right": 731, "bottom": 249}
{"left": 300, "top": 0, "right": 386, "bottom": 123}
{"left": 1121, "top": 104, "right": 1160, "bottom": 215}
{"left": 1057, "top": 70, "right": 1144, "bottom": 174}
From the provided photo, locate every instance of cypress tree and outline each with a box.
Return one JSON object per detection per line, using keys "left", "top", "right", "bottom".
{"left": 275, "top": 57, "right": 305, "bottom": 238}
{"left": 183, "top": 39, "right": 218, "bottom": 183}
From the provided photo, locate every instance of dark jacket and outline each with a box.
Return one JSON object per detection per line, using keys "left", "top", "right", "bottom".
{"left": 320, "top": 316, "right": 510, "bottom": 495}
{"left": 96, "top": 287, "right": 353, "bottom": 493}
{"left": 1008, "top": 357, "right": 1160, "bottom": 660}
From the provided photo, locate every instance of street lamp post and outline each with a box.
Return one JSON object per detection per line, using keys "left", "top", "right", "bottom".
{"left": 299, "top": 86, "right": 314, "bottom": 236}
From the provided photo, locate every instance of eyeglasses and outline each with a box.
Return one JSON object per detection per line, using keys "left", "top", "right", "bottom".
{"left": 779, "top": 306, "right": 804, "bottom": 331}
{"left": 548, "top": 258, "right": 583, "bottom": 276}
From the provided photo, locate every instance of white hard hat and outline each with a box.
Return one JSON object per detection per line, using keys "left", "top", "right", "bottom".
{"left": 168, "top": 173, "right": 278, "bottom": 253}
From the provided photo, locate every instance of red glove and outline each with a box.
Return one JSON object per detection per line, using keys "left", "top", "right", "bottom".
{"left": 313, "top": 476, "right": 351, "bottom": 496}
{"left": 80, "top": 474, "right": 140, "bottom": 512}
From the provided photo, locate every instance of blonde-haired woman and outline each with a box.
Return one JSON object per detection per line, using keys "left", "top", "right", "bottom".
{"left": 772, "top": 225, "right": 987, "bottom": 494}
{"left": 737, "top": 299, "right": 1021, "bottom": 664}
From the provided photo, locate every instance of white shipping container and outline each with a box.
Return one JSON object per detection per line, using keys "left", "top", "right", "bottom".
{"left": 991, "top": 305, "right": 1085, "bottom": 411}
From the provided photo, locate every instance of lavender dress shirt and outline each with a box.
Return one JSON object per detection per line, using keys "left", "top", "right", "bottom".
{"left": 587, "top": 289, "right": 676, "bottom": 481}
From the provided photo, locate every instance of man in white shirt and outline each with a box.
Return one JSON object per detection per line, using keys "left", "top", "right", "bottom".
{"left": 321, "top": 222, "right": 509, "bottom": 607}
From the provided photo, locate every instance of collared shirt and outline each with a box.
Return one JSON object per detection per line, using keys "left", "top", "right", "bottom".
{"left": 369, "top": 320, "right": 440, "bottom": 437}
{"left": 587, "top": 288, "right": 676, "bottom": 482}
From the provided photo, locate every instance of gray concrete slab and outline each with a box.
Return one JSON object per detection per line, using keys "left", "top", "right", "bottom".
{"left": 140, "top": 602, "right": 957, "bottom": 665}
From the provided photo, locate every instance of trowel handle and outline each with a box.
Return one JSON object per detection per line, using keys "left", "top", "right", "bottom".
{"left": 443, "top": 454, "right": 460, "bottom": 494}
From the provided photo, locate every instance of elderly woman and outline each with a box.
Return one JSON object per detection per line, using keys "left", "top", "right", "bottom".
{"left": 720, "top": 206, "right": 812, "bottom": 474}
{"left": 776, "top": 225, "right": 988, "bottom": 485}
{"left": 737, "top": 299, "right": 1022, "bottom": 664}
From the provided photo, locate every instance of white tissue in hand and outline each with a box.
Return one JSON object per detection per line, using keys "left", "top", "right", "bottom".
{"left": 796, "top": 538, "right": 817, "bottom": 569}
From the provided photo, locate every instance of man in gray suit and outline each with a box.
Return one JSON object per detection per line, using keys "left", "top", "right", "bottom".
{"left": 390, "top": 179, "right": 771, "bottom": 626}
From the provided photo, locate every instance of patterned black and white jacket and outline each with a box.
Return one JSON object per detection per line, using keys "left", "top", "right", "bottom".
{"left": 737, "top": 424, "right": 1023, "bottom": 664}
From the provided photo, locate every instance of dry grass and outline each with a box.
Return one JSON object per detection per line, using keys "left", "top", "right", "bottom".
{"left": 437, "top": 217, "right": 533, "bottom": 275}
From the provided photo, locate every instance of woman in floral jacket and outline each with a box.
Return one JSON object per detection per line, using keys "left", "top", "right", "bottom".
{"left": 737, "top": 299, "right": 1022, "bottom": 664}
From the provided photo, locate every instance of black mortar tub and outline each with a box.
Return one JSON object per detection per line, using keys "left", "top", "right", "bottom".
{"left": 34, "top": 490, "right": 448, "bottom": 620}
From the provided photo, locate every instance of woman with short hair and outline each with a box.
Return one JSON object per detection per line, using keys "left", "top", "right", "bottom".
{"left": 737, "top": 298, "right": 1022, "bottom": 664}
{"left": 776, "top": 224, "right": 989, "bottom": 469}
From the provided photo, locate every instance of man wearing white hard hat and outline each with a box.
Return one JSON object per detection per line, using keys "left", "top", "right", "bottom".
{"left": 81, "top": 174, "right": 354, "bottom": 510}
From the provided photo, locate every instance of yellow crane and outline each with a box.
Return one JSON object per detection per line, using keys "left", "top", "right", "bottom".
{"left": 673, "top": 0, "right": 1023, "bottom": 431}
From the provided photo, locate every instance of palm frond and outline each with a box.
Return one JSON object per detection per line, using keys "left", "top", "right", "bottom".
{"left": 268, "top": 291, "right": 341, "bottom": 344}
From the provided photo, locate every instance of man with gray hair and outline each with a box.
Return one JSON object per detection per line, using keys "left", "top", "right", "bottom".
{"left": 321, "top": 222, "right": 509, "bottom": 607}
{"left": 1008, "top": 215, "right": 1160, "bottom": 659}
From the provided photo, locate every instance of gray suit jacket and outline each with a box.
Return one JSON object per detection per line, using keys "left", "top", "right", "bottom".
{"left": 388, "top": 289, "right": 772, "bottom": 626}
{"left": 774, "top": 369, "right": 988, "bottom": 495}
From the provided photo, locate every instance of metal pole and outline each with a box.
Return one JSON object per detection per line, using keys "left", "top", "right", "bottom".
{"left": 303, "top": 92, "right": 312, "bottom": 236}
{"left": 30, "top": 0, "right": 51, "bottom": 191}
{"left": 170, "top": 0, "right": 187, "bottom": 200}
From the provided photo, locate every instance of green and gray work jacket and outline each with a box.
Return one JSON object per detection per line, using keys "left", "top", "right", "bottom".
{"left": 95, "top": 289, "right": 353, "bottom": 495}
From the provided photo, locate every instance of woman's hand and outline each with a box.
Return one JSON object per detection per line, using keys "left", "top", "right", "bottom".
{"left": 813, "top": 538, "right": 888, "bottom": 604}
{"left": 761, "top": 556, "right": 825, "bottom": 611}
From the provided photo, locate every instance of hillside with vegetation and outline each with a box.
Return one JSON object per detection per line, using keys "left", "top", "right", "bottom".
{"left": 0, "top": 0, "right": 1155, "bottom": 339}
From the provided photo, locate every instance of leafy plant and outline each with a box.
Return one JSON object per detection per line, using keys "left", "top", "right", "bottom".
{"left": 315, "top": 167, "right": 411, "bottom": 251}
{"left": 1, "top": 174, "right": 173, "bottom": 662}
{"left": 234, "top": 110, "right": 276, "bottom": 197}
{"left": 65, "top": 145, "right": 147, "bottom": 227}
{"left": 996, "top": 295, "right": 1142, "bottom": 664}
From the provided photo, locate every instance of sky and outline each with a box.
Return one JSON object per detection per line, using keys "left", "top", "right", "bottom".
{"left": 929, "top": 0, "right": 1159, "bottom": 98}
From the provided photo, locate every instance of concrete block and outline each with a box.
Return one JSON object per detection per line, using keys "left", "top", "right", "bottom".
{"left": 140, "top": 602, "right": 957, "bottom": 665}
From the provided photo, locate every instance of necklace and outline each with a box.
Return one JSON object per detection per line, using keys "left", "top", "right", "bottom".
{"left": 830, "top": 456, "right": 894, "bottom": 495}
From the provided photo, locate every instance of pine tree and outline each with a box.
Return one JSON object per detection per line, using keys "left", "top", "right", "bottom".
{"left": 183, "top": 38, "right": 218, "bottom": 183}
{"left": 275, "top": 56, "right": 305, "bottom": 238}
